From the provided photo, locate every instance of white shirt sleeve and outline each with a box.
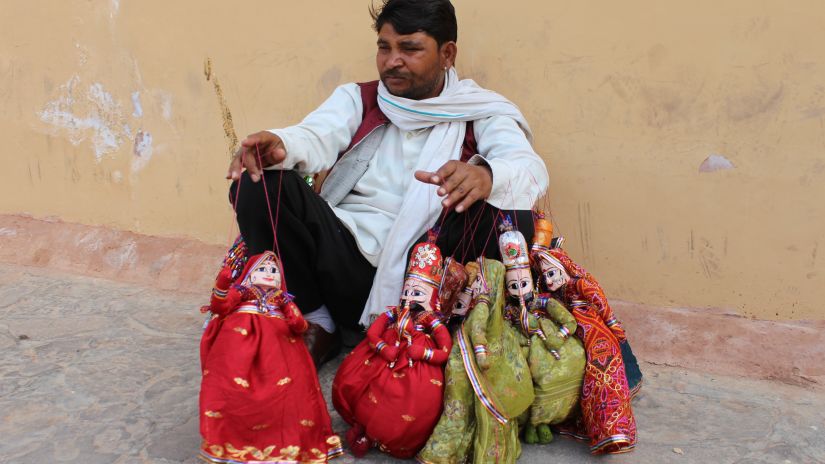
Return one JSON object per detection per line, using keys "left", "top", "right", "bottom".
{"left": 266, "top": 83, "right": 363, "bottom": 176}
{"left": 468, "top": 115, "right": 549, "bottom": 210}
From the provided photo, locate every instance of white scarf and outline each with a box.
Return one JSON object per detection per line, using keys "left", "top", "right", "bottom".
{"left": 358, "top": 68, "right": 532, "bottom": 325}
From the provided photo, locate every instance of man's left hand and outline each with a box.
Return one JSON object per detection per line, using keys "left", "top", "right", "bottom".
{"left": 414, "top": 161, "right": 492, "bottom": 213}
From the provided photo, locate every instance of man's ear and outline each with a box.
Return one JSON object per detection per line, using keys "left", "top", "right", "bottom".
{"left": 441, "top": 41, "right": 457, "bottom": 68}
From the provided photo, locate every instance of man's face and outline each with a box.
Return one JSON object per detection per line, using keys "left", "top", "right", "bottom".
{"left": 401, "top": 277, "right": 435, "bottom": 311}
{"left": 376, "top": 23, "right": 453, "bottom": 100}
{"left": 505, "top": 267, "right": 534, "bottom": 300}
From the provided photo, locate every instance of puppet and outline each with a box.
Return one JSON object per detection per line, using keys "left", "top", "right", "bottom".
{"left": 199, "top": 251, "right": 343, "bottom": 463}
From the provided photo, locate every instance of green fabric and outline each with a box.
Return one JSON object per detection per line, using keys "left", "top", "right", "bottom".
{"left": 513, "top": 297, "right": 586, "bottom": 427}
{"left": 418, "top": 259, "right": 533, "bottom": 464}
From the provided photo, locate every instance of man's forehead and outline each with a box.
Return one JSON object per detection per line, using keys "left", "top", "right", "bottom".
{"left": 377, "top": 23, "right": 434, "bottom": 45}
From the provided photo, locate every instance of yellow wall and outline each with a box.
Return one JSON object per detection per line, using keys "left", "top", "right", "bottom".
{"left": 2, "top": 1, "right": 823, "bottom": 319}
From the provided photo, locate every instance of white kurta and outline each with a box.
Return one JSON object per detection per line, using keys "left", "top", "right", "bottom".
{"left": 267, "top": 83, "right": 548, "bottom": 267}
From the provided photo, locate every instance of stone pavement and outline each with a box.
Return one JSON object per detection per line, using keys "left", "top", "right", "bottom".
{"left": 0, "top": 264, "right": 823, "bottom": 464}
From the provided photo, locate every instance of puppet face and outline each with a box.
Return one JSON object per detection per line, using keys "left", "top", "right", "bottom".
{"left": 248, "top": 261, "right": 281, "bottom": 289}
{"left": 452, "top": 270, "right": 486, "bottom": 315}
{"left": 538, "top": 258, "right": 569, "bottom": 292}
{"left": 452, "top": 291, "right": 472, "bottom": 316}
{"left": 401, "top": 277, "right": 436, "bottom": 311}
{"left": 505, "top": 267, "right": 534, "bottom": 300}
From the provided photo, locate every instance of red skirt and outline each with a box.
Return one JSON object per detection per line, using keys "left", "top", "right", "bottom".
{"left": 200, "top": 308, "right": 343, "bottom": 463}
{"left": 570, "top": 307, "right": 637, "bottom": 454}
{"left": 332, "top": 329, "right": 445, "bottom": 459}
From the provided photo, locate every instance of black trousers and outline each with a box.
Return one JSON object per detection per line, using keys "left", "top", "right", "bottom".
{"left": 231, "top": 170, "right": 534, "bottom": 329}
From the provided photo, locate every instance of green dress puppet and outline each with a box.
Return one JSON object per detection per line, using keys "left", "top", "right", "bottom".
{"left": 417, "top": 258, "right": 534, "bottom": 464}
{"left": 497, "top": 218, "right": 587, "bottom": 445}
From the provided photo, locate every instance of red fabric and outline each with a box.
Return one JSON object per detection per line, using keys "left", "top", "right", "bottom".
{"left": 550, "top": 249, "right": 637, "bottom": 454}
{"left": 346, "top": 81, "right": 477, "bottom": 162}
{"left": 332, "top": 310, "right": 452, "bottom": 459}
{"left": 199, "top": 258, "right": 342, "bottom": 463}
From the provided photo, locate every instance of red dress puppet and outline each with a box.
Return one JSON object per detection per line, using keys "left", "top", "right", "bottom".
{"left": 332, "top": 241, "right": 454, "bottom": 459}
{"left": 530, "top": 218, "right": 637, "bottom": 454}
{"left": 199, "top": 251, "right": 343, "bottom": 463}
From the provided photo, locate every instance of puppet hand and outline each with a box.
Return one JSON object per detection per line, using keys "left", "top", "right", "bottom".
{"left": 415, "top": 160, "right": 492, "bottom": 213}
{"left": 378, "top": 345, "right": 399, "bottom": 363}
{"left": 227, "top": 131, "right": 287, "bottom": 182}
{"left": 407, "top": 344, "right": 425, "bottom": 361}
{"left": 542, "top": 333, "right": 564, "bottom": 351}
{"left": 215, "top": 267, "right": 235, "bottom": 288}
{"left": 418, "top": 312, "right": 438, "bottom": 328}
{"left": 475, "top": 351, "right": 490, "bottom": 370}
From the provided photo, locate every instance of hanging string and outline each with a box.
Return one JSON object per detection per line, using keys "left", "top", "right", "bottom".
{"left": 459, "top": 202, "right": 489, "bottom": 263}
{"left": 253, "top": 144, "right": 289, "bottom": 292}
{"left": 225, "top": 155, "right": 246, "bottom": 245}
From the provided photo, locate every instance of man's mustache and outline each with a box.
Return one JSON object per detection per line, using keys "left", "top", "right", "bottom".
{"left": 382, "top": 70, "right": 412, "bottom": 79}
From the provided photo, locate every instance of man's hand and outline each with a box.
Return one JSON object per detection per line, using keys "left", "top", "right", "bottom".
{"left": 226, "top": 131, "right": 287, "bottom": 182}
{"left": 414, "top": 161, "right": 492, "bottom": 213}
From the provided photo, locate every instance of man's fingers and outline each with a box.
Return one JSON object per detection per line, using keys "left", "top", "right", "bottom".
{"left": 434, "top": 161, "right": 459, "bottom": 185}
{"left": 414, "top": 170, "right": 437, "bottom": 184}
{"left": 226, "top": 153, "right": 243, "bottom": 180}
{"left": 454, "top": 188, "right": 482, "bottom": 213}
{"left": 441, "top": 176, "right": 473, "bottom": 209}
{"left": 242, "top": 149, "right": 262, "bottom": 182}
{"left": 438, "top": 168, "right": 469, "bottom": 196}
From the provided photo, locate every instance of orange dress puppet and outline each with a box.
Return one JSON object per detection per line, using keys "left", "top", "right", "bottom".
{"left": 531, "top": 218, "right": 637, "bottom": 454}
{"left": 199, "top": 251, "right": 343, "bottom": 463}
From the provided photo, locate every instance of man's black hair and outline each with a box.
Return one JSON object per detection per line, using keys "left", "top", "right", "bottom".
{"left": 370, "top": 0, "right": 458, "bottom": 46}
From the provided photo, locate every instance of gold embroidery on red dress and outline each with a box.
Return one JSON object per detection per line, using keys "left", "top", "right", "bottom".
{"left": 277, "top": 377, "right": 292, "bottom": 386}
{"left": 233, "top": 327, "right": 249, "bottom": 336}
{"left": 233, "top": 377, "right": 250, "bottom": 388}
{"left": 204, "top": 410, "right": 223, "bottom": 418}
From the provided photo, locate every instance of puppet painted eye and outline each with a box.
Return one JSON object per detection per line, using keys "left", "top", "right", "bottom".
{"left": 521, "top": 280, "right": 529, "bottom": 288}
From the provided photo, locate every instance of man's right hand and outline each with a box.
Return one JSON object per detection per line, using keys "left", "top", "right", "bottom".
{"left": 226, "top": 131, "right": 287, "bottom": 182}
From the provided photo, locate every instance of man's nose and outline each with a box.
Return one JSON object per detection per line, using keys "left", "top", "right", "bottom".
{"left": 386, "top": 50, "right": 404, "bottom": 69}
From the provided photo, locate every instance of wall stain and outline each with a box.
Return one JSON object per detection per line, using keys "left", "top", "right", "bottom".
{"left": 656, "top": 226, "right": 668, "bottom": 262}
{"left": 577, "top": 201, "right": 593, "bottom": 262}
{"left": 698, "top": 237, "right": 720, "bottom": 279}
{"left": 318, "top": 66, "right": 342, "bottom": 95}
{"left": 688, "top": 229, "right": 694, "bottom": 258}
{"left": 726, "top": 83, "right": 784, "bottom": 122}
{"left": 204, "top": 57, "right": 239, "bottom": 158}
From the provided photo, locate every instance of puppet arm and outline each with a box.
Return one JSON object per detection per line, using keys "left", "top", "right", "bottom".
{"left": 366, "top": 312, "right": 399, "bottom": 362}
{"left": 208, "top": 268, "right": 242, "bottom": 316}
{"left": 408, "top": 319, "right": 452, "bottom": 366}
{"left": 586, "top": 293, "right": 627, "bottom": 342}
{"left": 467, "top": 294, "right": 491, "bottom": 369}
{"left": 283, "top": 301, "right": 309, "bottom": 335}
{"left": 543, "top": 298, "right": 578, "bottom": 346}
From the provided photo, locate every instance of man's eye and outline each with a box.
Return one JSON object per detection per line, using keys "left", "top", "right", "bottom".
{"left": 521, "top": 281, "right": 529, "bottom": 288}
{"left": 413, "top": 290, "right": 423, "bottom": 297}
